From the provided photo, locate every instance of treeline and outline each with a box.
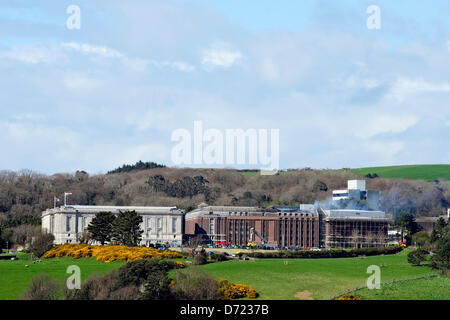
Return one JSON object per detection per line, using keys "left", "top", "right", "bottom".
{"left": 0, "top": 166, "right": 448, "bottom": 226}
{"left": 107, "top": 161, "right": 165, "bottom": 174}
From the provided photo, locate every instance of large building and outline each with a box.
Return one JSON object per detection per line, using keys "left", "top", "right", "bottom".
{"left": 319, "top": 208, "right": 389, "bottom": 248}
{"left": 185, "top": 203, "right": 320, "bottom": 248}
{"left": 41, "top": 205, "right": 185, "bottom": 246}
{"left": 42, "top": 180, "right": 389, "bottom": 249}
{"left": 321, "top": 180, "right": 388, "bottom": 248}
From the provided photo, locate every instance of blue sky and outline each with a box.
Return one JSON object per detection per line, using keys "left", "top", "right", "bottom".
{"left": 0, "top": 0, "right": 449, "bottom": 174}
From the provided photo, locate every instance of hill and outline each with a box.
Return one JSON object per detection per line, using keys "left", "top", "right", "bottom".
{"left": 0, "top": 164, "right": 448, "bottom": 236}
{"left": 352, "top": 165, "right": 450, "bottom": 181}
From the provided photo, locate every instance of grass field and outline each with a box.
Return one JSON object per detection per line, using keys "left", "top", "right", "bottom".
{"left": 0, "top": 251, "right": 447, "bottom": 300}
{"left": 201, "top": 252, "right": 441, "bottom": 300}
{"left": 352, "top": 164, "right": 450, "bottom": 181}
{"left": 0, "top": 253, "right": 124, "bottom": 300}
{"left": 351, "top": 276, "right": 450, "bottom": 300}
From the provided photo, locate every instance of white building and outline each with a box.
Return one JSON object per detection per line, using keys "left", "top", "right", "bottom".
{"left": 42, "top": 205, "right": 185, "bottom": 246}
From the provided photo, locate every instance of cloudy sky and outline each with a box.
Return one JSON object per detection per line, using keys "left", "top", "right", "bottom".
{"left": 1, "top": 0, "right": 449, "bottom": 174}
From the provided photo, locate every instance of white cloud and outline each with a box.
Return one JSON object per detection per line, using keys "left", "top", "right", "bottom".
{"left": 151, "top": 60, "right": 196, "bottom": 72}
{"left": 0, "top": 44, "right": 65, "bottom": 64}
{"left": 389, "top": 77, "right": 450, "bottom": 101}
{"left": 354, "top": 114, "right": 419, "bottom": 139}
{"left": 201, "top": 41, "right": 243, "bottom": 70}
{"left": 61, "top": 42, "right": 124, "bottom": 59}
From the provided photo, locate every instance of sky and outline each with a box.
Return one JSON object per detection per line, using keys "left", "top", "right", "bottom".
{"left": 0, "top": 0, "right": 449, "bottom": 174}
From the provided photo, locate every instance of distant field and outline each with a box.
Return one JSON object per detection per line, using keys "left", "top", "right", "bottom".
{"left": 352, "top": 164, "right": 450, "bottom": 181}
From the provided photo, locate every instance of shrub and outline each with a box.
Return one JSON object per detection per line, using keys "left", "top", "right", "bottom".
{"left": 218, "top": 279, "right": 258, "bottom": 299}
{"left": 407, "top": 249, "right": 429, "bottom": 266}
{"left": 115, "top": 259, "right": 175, "bottom": 289}
{"left": 142, "top": 270, "right": 173, "bottom": 300}
{"left": 171, "top": 267, "right": 221, "bottom": 300}
{"left": 21, "top": 274, "right": 60, "bottom": 300}
{"left": 210, "top": 253, "right": 229, "bottom": 262}
{"left": 338, "top": 294, "right": 363, "bottom": 300}
{"left": 42, "top": 244, "right": 183, "bottom": 262}
{"left": 245, "top": 246, "right": 403, "bottom": 259}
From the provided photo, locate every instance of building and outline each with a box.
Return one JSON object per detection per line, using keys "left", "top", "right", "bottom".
{"left": 42, "top": 205, "right": 185, "bottom": 246}
{"left": 184, "top": 203, "right": 320, "bottom": 248}
{"left": 321, "top": 180, "right": 388, "bottom": 248}
{"left": 319, "top": 208, "right": 389, "bottom": 248}
{"left": 41, "top": 180, "right": 389, "bottom": 249}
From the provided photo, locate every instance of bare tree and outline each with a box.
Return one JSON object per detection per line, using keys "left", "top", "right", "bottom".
{"left": 351, "top": 230, "right": 360, "bottom": 249}
{"left": 375, "top": 231, "right": 387, "bottom": 247}
{"left": 366, "top": 232, "right": 376, "bottom": 248}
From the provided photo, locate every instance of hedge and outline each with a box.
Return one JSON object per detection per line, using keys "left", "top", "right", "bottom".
{"left": 245, "top": 246, "right": 403, "bottom": 259}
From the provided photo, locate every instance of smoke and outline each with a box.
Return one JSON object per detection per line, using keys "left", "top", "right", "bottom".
{"left": 314, "top": 196, "right": 372, "bottom": 211}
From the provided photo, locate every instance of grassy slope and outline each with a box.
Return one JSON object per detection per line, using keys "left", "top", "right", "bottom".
{"left": 201, "top": 252, "right": 439, "bottom": 300}
{"left": 352, "top": 276, "right": 450, "bottom": 300}
{"left": 1, "top": 251, "right": 446, "bottom": 300}
{"left": 352, "top": 164, "right": 450, "bottom": 181}
{"left": 0, "top": 254, "right": 124, "bottom": 300}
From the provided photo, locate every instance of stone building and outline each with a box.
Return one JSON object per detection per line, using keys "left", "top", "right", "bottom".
{"left": 41, "top": 205, "right": 184, "bottom": 246}
{"left": 184, "top": 203, "right": 320, "bottom": 248}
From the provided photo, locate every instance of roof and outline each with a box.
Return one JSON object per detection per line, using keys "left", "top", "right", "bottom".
{"left": 42, "top": 205, "right": 183, "bottom": 216}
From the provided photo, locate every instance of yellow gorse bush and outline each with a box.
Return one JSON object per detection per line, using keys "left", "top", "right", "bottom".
{"left": 42, "top": 244, "right": 184, "bottom": 262}
{"left": 218, "top": 278, "right": 258, "bottom": 299}
{"left": 337, "top": 294, "right": 363, "bottom": 300}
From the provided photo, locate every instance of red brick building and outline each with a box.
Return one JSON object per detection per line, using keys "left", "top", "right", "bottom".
{"left": 185, "top": 204, "right": 320, "bottom": 248}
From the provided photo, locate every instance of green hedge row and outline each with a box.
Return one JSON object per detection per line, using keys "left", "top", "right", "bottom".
{"left": 245, "top": 246, "right": 403, "bottom": 259}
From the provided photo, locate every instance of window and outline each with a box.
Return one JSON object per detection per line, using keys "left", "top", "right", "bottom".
{"left": 157, "top": 230, "right": 161, "bottom": 239}
{"left": 66, "top": 216, "right": 71, "bottom": 232}
{"left": 157, "top": 218, "right": 162, "bottom": 228}
{"left": 209, "top": 218, "right": 214, "bottom": 235}
{"left": 172, "top": 218, "right": 177, "bottom": 233}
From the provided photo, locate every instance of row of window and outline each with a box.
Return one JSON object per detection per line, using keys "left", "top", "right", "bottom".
{"left": 65, "top": 216, "right": 178, "bottom": 234}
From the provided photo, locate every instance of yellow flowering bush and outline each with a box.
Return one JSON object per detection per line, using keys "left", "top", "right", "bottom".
{"left": 338, "top": 294, "right": 363, "bottom": 300}
{"left": 218, "top": 278, "right": 258, "bottom": 299}
{"left": 175, "top": 261, "right": 186, "bottom": 269}
{"left": 42, "top": 244, "right": 183, "bottom": 262}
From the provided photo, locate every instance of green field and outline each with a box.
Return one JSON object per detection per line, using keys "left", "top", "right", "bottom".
{"left": 201, "top": 252, "right": 441, "bottom": 300}
{"left": 352, "top": 164, "right": 450, "bottom": 181}
{"left": 0, "top": 253, "right": 124, "bottom": 300}
{"left": 0, "top": 251, "right": 447, "bottom": 300}
{"left": 351, "top": 276, "right": 450, "bottom": 300}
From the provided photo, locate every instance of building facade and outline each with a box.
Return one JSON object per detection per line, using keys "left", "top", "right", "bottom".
{"left": 42, "top": 205, "right": 185, "bottom": 246}
{"left": 319, "top": 208, "right": 389, "bottom": 248}
{"left": 185, "top": 203, "right": 320, "bottom": 248}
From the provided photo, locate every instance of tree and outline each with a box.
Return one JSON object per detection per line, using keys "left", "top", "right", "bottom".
{"left": 412, "top": 231, "right": 430, "bottom": 248}
{"left": 407, "top": 248, "right": 429, "bottom": 266}
{"left": 87, "top": 211, "right": 116, "bottom": 245}
{"left": 430, "top": 217, "right": 447, "bottom": 243}
{"left": 366, "top": 232, "right": 376, "bottom": 248}
{"left": 351, "top": 230, "right": 360, "bottom": 249}
{"left": 394, "top": 211, "right": 420, "bottom": 244}
{"left": 193, "top": 249, "right": 208, "bottom": 265}
{"left": 142, "top": 270, "right": 173, "bottom": 300}
{"left": 28, "top": 231, "right": 55, "bottom": 258}
{"left": 430, "top": 222, "right": 450, "bottom": 271}
{"left": 11, "top": 224, "right": 39, "bottom": 247}
{"left": 112, "top": 211, "right": 143, "bottom": 246}
{"left": 375, "top": 231, "right": 387, "bottom": 247}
